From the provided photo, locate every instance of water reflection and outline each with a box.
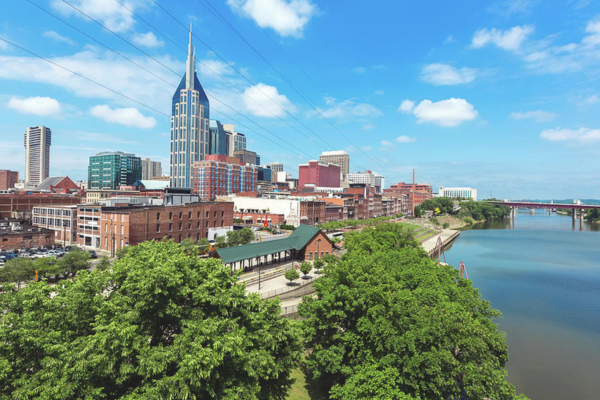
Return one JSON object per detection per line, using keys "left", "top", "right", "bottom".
{"left": 464, "top": 213, "right": 600, "bottom": 232}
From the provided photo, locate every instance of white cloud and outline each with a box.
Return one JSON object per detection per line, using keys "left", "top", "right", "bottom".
{"left": 243, "top": 83, "right": 296, "bottom": 117}
{"left": 314, "top": 97, "right": 383, "bottom": 119}
{"left": 7, "top": 96, "right": 62, "bottom": 116}
{"left": 361, "top": 145, "right": 372, "bottom": 152}
{"left": 43, "top": 31, "right": 76, "bottom": 45}
{"left": 510, "top": 110, "right": 557, "bottom": 122}
{"left": 488, "top": 0, "right": 535, "bottom": 16}
{"left": 398, "top": 99, "right": 415, "bottom": 113}
{"left": 444, "top": 35, "right": 455, "bottom": 44}
{"left": 50, "top": 0, "right": 151, "bottom": 32}
{"left": 400, "top": 98, "right": 478, "bottom": 127}
{"left": 540, "top": 127, "right": 600, "bottom": 144}
{"left": 381, "top": 140, "right": 393, "bottom": 147}
{"left": 396, "top": 135, "right": 416, "bottom": 143}
{"left": 226, "top": 0, "right": 318, "bottom": 37}
{"left": 131, "top": 32, "right": 164, "bottom": 48}
{"left": 90, "top": 105, "right": 156, "bottom": 128}
{"left": 472, "top": 25, "right": 534, "bottom": 51}
{"left": 421, "top": 63, "right": 477, "bottom": 86}
{"left": 577, "top": 94, "right": 600, "bottom": 106}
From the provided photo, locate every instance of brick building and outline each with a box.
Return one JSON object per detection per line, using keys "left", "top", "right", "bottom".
{"left": 298, "top": 161, "right": 341, "bottom": 188}
{"left": 0, "top": 170, "right": 19, "bottom": 191}
{"left": 234, "top": 212, "right": 286, "bottom": 226}
{"left": 0, "top": 193, "right": 83, "bottom": 219}
{"left": 77, "top": 202, "right": 234, "bottom": 255}
{"left": 36, "top": 176, "right": 80, "bottom": 194}
{"left": 0, "top": 220, "right": 54, "bottom": 251}
{"left": 192, "top": 155, "right": 258, "bottom": 200}
{"left": 384, "top": 182, "right": 432, "bottom": 214}
{"left": 32, "top": 205, "right": 78, "bottom": 245}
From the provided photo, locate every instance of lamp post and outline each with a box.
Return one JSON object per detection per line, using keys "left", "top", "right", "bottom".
{"left": 317, "top": 238, "right": 321, "bottom": 260}
{"left": 62, "top": 219, "right": 68, "bottom": 248}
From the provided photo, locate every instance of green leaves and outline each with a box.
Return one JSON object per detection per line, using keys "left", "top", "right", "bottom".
{"left": 299, "top": 223, "right": 527, "bottom": 400}
{"left": 284, "top": 269, "right": 300, "bottom": 284}
{"left": 0, "top": 240, "right": 301, "bottom": 399}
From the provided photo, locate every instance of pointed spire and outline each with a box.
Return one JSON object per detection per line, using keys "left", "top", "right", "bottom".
{"left": 186, "top": 23, "right": 195, "bottom": 90}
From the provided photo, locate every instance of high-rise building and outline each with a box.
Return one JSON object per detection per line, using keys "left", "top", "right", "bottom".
{"left": 141, "top": 158, "right": 162, "bottom": 180}
{"left": 209, "top": 120, "right": 228, "bottom": 156}
{"left": 24, "top": 126, "right": 52, "bottom": 185}
{"left": 170, "top": 28, "right": 210, "bottom": 188}
{"left": 299, "top": 161, "right": 341, "bottom": 188}
{"left": 0, "top": 170, "right": 19, "bottom": 190}
{"left": 223, "top": 124, "right": 247, "bottom": 156}
{"left": 319, "top": 150, "right": 349, "bottom": 183}
{"left": 348, "top": 170, "right": 385, "bottom": 194}
{"left": 88, "top": 151, "right": 142, "bottom": 190}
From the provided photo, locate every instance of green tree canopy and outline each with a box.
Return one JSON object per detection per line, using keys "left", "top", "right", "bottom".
{"left": 284, "top": 268, "right": 300, "bottom": 285}
{"left": 299, "top": 261, "right": 312, "bottom": 277}
{"left": 238, "top": 227, "right": 255, "bottom": 245}
{"left": 299, "top": 223, "right": 527, "bottom": 400}
{"left": 0, "top": 240, "right": 301, "bottom": 399}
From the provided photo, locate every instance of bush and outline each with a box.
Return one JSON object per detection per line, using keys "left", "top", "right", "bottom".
{"left": 280, "top": 224, "right": 296, "bottom": 231}
{"left": 463, "top": 216, "right": 474, "bottom": 225}
{"left": 233, "top": 218, "right": 244, "bottom": 223}
{"left": 442, "top": 222, "right": 450, "bottom": 229}
{"left": 429, "top": 217, "right": 439, "bottom": 226}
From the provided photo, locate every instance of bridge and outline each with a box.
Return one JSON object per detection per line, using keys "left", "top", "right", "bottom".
{"left": 488, "top": 201, "right": 600, "bottom": 228}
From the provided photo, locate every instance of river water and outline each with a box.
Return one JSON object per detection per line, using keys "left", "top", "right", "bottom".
{"left": 444, "top": 212, "right": 600, "bottom": 400}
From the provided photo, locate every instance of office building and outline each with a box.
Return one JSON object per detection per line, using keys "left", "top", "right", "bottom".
{"left": 88, "top": 151, "right": 142, "bottom": 190}
{"left": 192, "top": 155, "right": 258, "bottom": 200}
{"left": 31, "top": 205, "right": 78, "bottom": 244}
{"left": 384, "top": 182, "right": 432, "bottom": 214}
{"left": 234, "top": 149, "right": 260, "bottom": 165}
{"left": 319, "top": 150, "right": 349, "bottom": 183}
{"left": 0, "top": 170, "right": 19, "bottom": 190}
{"left": 141, "top": 158, "right": 162, "bottom": 180}
{"left": 438, "top": 186, "right": 478, "bottom": 201}
{"left": 170, "top": 28, "right": 210, "bottom": 188}
{"left": 24, "top": 126, "right": 52, "bottom": 186}
{"left": 223, "top": 124, "right": 247, "bottom": 156}
{"left": 299, "top": 161, "right": 341, "bottom": 188}
{"left": 209, "top": 120, "right": 228, "bottom": 156}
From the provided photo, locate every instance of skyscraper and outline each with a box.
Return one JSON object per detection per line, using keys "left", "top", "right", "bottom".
{"left": 170, "top": 27, "right": 210, "bottom": 188}
{"left": 24, "top": 126, "right": 52, "bottom": 186}
{"left": 319, "top": 150, "right": 349, "bottom": 184}
{"left": 141, "top": 158, "right": 163, "bottom": 180}
{"left": 209, "top": 120, "right": 228, "bottom": 156}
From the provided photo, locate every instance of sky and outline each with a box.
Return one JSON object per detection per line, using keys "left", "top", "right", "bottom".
{"left": 1, "top": 0, "right": 599, "bottom": 199}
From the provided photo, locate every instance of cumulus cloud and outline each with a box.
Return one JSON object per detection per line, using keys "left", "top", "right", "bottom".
{"left": 50, "top": 0, "right": 154, "bottom": 32}
{"left": 90, "top": 105, "right": 156, "bottom": 128}
{"left": 540, "top": 127, "right": 600, "bottom": 144}
{"left": 227, "top": 0, "right": 318, "bottom": 37}
{"left": 7, "top": 96, "right": 62, "bottom": 116}
{"left": 131, "top": 32, "right": 164, "bottom": 48}
{"left": 472, "top": 25, "right": 534, "bottom": 51}
{"left": 397, "top": 100, "right": 415, "bottom": 113}
{"left": 314, "top": 97, "right": 383, "bottom": 119}
{"left": 396, "top": 135, "right": 416, "bottom": 143}
{"left": 381, "top": 140, "right": 393, "bottom": 147}
{"left": 243, "top": 83, "right": 296, "bottom": 117}
{"left": 43, "top": 31, "right": 76, "bottom": 45}
{"left": 421, "top": 63, "right": 477, "bottom": 86}
{"left": 510, "top": 110, "right": 557, "bottom": 122}
{"left": 399, "top": 98, "right": 478, "bottom": 127}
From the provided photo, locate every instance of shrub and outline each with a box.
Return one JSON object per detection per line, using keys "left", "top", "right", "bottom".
{"left": 284, "top": 268, "right": 300, "bottom": 284}
{"left": 442, "top": 222, "right": 450, "bottom": 229}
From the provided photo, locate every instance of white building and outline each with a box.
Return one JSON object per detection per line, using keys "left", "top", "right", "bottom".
{"left": 32, "top": 205, "right": 78, "bottom": 245}
{"left": 141, "top": 158, "right": 162, "bottom": 180}
{"left": 24, "top": 126, "right": 52, "bottom": 186}
{"left": 347, "top": 171, "right": 385, "bottom": 194}
{"left": 438, "top": 186, "right": 478, "bottom": 201}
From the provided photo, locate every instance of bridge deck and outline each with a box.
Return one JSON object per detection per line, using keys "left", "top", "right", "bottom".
{"left": 488, "top": 201, "right": 600, "bottom": 210}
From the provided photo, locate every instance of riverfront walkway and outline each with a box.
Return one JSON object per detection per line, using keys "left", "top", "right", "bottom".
{"left": 420, "top": 229, "right": 461, "bottom": 257}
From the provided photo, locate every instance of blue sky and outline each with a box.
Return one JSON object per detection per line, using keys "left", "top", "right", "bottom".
{"left": 1, "top": 0, "right": 599, "bottom": 199}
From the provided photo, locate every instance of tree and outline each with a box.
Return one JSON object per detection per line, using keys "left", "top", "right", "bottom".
{"left": 300, "top": 261, "right": 312, "bottom": 277}
{"left": 215, "top": 235, "right": 228, "bottom": 249}
{"left": 0, "top": 240, "right": 301, "bottom": 399}
{"left": 587, "top": 208, "right": 600, "bottom": 221}
{"left": 226, "top": 230, "right": 241, "bottom": 247}
{"left": 413, "top": 205, "right": 425, "bottom": 217}
{"left": 96, "top": 256, "right": 111, "bottom": 271}
{"left": 115, "top": 245, "right": 130, "bottom": 259}
{"left": 299, "top": 223, "right": 528, "bottom": 400}
{"left": 59, "top": 249, "right": 90, "bottom": 274}
{"left": 284, "top": 268, "right": 300, "bottom": 285}
{"left": 197, "top": 238, "right": 210, "bottom": 254}
{"left": 0, "top": 258, "right": 36, "bottom": 288}
{"left": 179, "top": 238, "right": 198, "bottom": 256}
{"left": 238, "top": 227, "right": 255, "bottom": 245}
{"left": 313, "top": 258, "right": 325, "bottom": 270}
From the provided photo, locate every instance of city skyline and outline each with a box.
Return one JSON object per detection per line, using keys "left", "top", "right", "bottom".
{"left": 1, "top": 1, "right": 600, "bottom": 198}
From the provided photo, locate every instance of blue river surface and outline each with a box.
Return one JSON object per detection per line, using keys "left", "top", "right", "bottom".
{"left": 443, "top": 213, "right": 600, "bottom": 400}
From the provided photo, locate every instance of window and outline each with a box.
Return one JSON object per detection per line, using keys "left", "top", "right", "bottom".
{"left": 156, "top": 224, "right": 160, "bottom": 233}
{"left": 169, "top": 223, "right": 172, "bottom": 231}
{"left": 169, "top": 212, "right": 172, "bottom": 220}
{"left": 206, "top": 221, "right": 209, "bottom": 228}
{"left": 179, "top": 223, "right": 182, "bottom": 231}
{"left": 221, "top": 211, "right": 224, "bottom": 217}
{"left": 214, "top": 211, "right": 217, "bottom": 218}
{"left": 179, "top": 212, "right": 182, "bottom": 219}
{"left": 309, "top": 252, "right": 313, "bottom": 260}
{"left": 157, "top": 212, "right": 160, "bottom": 220}
{"left": 221, "top": 220, "right": 224, "bottom": 227}
{"left": 189, "top": 211, "right": 192, "bottom": 219}
{"left": 188, "top": 222, "right": 191, "bottom": 230}
{"left": 197, "top": 212, "right": 200, "bottom": 218}
{"left": 206, "top": 211, "right": 209, "bottom": 218}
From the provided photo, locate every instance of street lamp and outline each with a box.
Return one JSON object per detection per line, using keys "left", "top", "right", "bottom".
{"left": 317, "top": 238, "right": 321, "bottom": 260}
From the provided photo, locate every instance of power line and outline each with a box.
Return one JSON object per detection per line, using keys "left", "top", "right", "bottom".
{"left": 196, "top": 0, "right": 382, "bottom": 169}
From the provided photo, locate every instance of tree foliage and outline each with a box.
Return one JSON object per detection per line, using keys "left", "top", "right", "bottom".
{"left": 284, "top": 268, "right": 300, "bottom": 285}
{"left": 318, "top": 215, "right": 403, "bottom": 231}
{"left": 300, "top": 261, "right": 312, "bottom": 277}
{"left": 299, "top": 223, "right": 528, "bottom": 400}
{"left": 0, "top": 240, "right": 301, "bottom": 399}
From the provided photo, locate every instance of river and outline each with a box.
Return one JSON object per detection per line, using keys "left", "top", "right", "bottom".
{"left": 444, "top": 212, "right": 600, "bottom": 400}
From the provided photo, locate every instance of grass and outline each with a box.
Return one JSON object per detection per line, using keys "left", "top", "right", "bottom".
{"left": 287, "top": 367, "right": 329, "bottom": 400}
{"left": 418, "top": 230, "right": 439, "bottom": 243}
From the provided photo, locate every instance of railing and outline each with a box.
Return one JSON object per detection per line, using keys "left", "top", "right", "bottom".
{"left": 260, "top": 274, "right": 317, "bottom": 299}
{"left": 281, "top": 305, "right": 298, "bottom": 315}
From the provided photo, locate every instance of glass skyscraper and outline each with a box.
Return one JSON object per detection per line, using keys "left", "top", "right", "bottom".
{"left": 170, "top": 28, "right": 210, "bottom": 188}
{"left": 88, "top": 151, "right": 141, "bottom": 190}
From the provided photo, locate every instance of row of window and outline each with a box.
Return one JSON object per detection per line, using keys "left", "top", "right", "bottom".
{"left": 157, "top": 210, "right": 225, "bottom": 220}
{"left": 155, "top": 219, "right": 224, "bottom": 233}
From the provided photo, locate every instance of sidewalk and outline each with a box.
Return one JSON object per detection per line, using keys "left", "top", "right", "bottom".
{"left": 420, "top": 229, "right": 459, "bottom": 254}
{"left": 244, "top": 265, "right": 320, "bottom": 296}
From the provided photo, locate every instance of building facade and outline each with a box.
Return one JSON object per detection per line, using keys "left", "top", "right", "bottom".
{"left": 32, "top": 205, "right": 78, "bottom": 245}
{"left": 88, "top": 151, "right": 142, "bottom": 190}
{"left": 438, "top": 186, "right": 478, "bottom": 201}
{"left": 0, "top": 220, "right": 54, "bottom": 251}
{"left": 170, "top": 29, "right": 210, "bottom": 188}
{"left": 299, "top": 161, "right": 341, "bottom": 188}
{"left": 319, "top": 150, "right": 349, "bottom": 183}
{"left": 223, "top": 124, "right": 247, "bottom": 156}
{"left": 24, "top": 126, "right": 52, "bottom": 186}
{"left": 0, "top": 193, "right": 83, "bottom": 219}
{"left": 209, "top": 120, "right": 228, "bottom": 156}
{"left": 233, "top": 150, "right": 259, "bottom": 165}
{"left": 0, "top": 170, "right": 19, "bottom": 191}
{"left": 141, "top": 158, "right": 163, "bottom": 180}
{"left": 384, "top": 182, "right": 433, "bottom": 214}
{"left": 192, "top": 155, "right": 258, "bottom": 200}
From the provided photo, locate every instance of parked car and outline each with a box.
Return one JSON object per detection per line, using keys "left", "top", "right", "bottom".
{"left": 65, "top": 246, "right": 76, "bottom": 252}
{"left": 88, "top": 250, "right": 97, "bottom": 259}
{"left": 5, "top": 252, "right": 17, "bottom": 260}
